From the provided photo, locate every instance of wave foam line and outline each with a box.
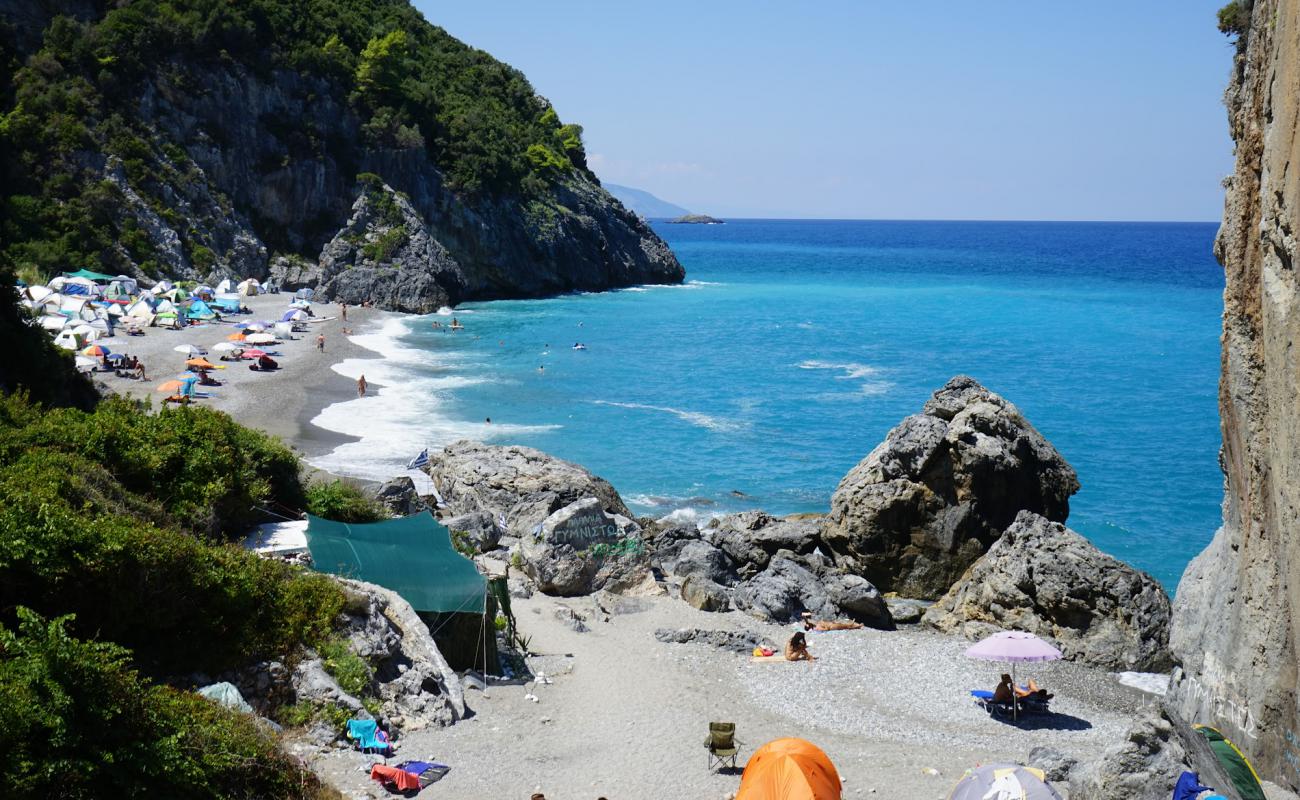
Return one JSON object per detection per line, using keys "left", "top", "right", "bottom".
{"left": 591, "top": 400, "right": 746, "bottom": 433}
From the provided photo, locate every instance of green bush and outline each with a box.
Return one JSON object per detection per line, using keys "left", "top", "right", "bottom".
{"left": 0, "top": 394, "right": 306, "bottom": 537}
{"left": 362, "top": 227, "right": 407, "bottom": 262}
{"left": 0, "top": 608, "right": 341, "bottom": 800}
{"left": 1217, "top": 1, "right": 1252, "bottom": 36}
{"left": 319, "top": 637, "right": 371, "bottom": 697}
{"left": 305, "top": 479, "right": 387, "bottom": 523}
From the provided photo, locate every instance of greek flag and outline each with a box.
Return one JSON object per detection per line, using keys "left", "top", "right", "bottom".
{"left": 405, "top": 448, "right": 429, "bottom": 470}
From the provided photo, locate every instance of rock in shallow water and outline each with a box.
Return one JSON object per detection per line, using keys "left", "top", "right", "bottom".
{"left": 820, "top": 375, "right": 1079, "bottom": 599}
{"left": 923, "top": 511, "right": 1172, "bottom": 671}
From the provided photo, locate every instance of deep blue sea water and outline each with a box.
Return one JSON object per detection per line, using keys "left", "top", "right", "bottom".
{"left": 312, "top": 219, "right": 1225, "bottom": 589}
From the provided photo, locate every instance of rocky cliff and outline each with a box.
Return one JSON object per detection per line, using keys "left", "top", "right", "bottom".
{"left": 0, "top": 0, "right": 683, "bottom": 307}
{"left": 1167, "top": 0, "right": 1300, "bottom": 791}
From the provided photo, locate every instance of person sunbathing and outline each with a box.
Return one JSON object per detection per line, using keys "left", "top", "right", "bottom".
{"left": 993, "top": 674, "right": 1052, "bottom": 704}
{"left": 784, "top": 631, "right": 815, "bottom": 661}
{"left": 801, "top": 611, "right": 864, "bottom": 631}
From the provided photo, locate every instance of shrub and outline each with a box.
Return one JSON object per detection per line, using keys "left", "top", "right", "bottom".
{"left": 1217, "top": 1, "right": 1252, "bottom": 37}
{"left": 318, "top": 637, "right": 371, "bottom": 698}
{"left": 0, "top": 608, "right": 340, "bottom": 799}
{"left": 305, "top": 479, "right": 387, "bottom": 523}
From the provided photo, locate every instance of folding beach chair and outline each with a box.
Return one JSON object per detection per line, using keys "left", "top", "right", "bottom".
{"left": 704, "top": 722, "right": 739, "bottom": 771}
{"left": 347, "top": 719, "right": 394, "bottom": 755}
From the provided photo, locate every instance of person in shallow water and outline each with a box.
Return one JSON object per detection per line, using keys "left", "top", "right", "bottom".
{"left": 801, "top": 611, "right": 863, "bottom": 631}
{"left": 357, "top": 374, "right": 367, "bottom": 397}
{"left": 785, "top": 631, "right": 815, "bottom": 661}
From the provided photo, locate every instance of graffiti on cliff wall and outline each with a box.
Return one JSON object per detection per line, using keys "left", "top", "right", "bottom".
{"left": 1176, "top": 668, "right": 1259, "bottom": 740}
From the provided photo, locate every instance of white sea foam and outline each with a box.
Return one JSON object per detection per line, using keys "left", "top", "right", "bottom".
{"left": 308, "top": 316, "right": 559, "bottom": 482}
{"left": 797, "top": 359, "right": 893, "bottom": 399}
{"left": 1115, "top": 672, "right": 1170, "bottom": 696}
{"left": 591, "top": 400, "right": 745, "bottom": 433}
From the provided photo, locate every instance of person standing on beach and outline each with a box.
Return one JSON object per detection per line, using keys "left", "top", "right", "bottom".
{"left": 357, "top": 374, "right": 367, "bottom": 397}
{"left": 341, "top": 302, "right": 348, "bottom": 321}
{"left": 316, "top": 333, "right": 325, "bottom": 352}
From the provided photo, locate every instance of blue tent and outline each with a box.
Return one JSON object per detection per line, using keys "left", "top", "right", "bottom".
{"left": 187, "top": 299, "right": 218, "bottom": 319}
{"left": 212, "top": 294, "right": 242, "bottom": 313}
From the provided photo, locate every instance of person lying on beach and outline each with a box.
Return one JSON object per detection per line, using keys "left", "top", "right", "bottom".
{"left": 784, "top": 631, "right": 815, "bottom": 661}
{"left": 992, "top": 674, "right": 1053, "bottom": 704}
{"left": 801, "top": 611, "right": 864, "bottom": 631}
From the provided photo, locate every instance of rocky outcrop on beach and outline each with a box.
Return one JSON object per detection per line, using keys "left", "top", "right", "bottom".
{"left": 372, "top": 476, "right": 429, "bottom": 517}
{"left": 648, "top": 513, "right": 893, "bottom": 628}
{"left": 821, "top": 376, "right": 1079, "bottom": 600}
{"left": 654, "top": 627, "right": 775, "bottom": 654}
{"left": 1068, "top": 708, "right": 1193, "bottom": 800}
{"left": 923, "top": 512, "right": 1172, "bottom": 671}
{"left": 424, "top": 440, "right": 631, "bottom": 533}
{"left": 311, "top": 180, "right": 465, "bottom": 313}
{"left": 519, "top": 497, "right": 651, "bottom": 596}
{"left": 1165, "top": 1, "right": 1300, "bottom": 790}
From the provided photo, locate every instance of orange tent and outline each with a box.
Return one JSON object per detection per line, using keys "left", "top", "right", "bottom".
{"left": 736, "top": 738, "right": 841, "bottom": 800}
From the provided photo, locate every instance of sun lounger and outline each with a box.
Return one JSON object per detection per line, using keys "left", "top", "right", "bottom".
{"left": 970, "top": 689, "right": 1050, "bottom": 716}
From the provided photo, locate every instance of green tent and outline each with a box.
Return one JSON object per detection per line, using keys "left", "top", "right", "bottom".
{"left": 1195, "top": 725, "right": 1265, "bottom": 800}
{"left": 63, "top": 268, "right": 117, "bottom": 282}
{"left": 303, "top": 512, "right": 486, "bottom": 614}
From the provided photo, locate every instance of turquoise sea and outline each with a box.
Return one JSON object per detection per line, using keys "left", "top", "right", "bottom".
{"left": 312, "top": 219, "right": 1225, "bottom": 589}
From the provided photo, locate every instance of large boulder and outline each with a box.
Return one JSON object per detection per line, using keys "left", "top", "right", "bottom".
{"left": 442, "top": 511, "right": 502, "bottom": 554}
{"left": 705, "top": 511, "right": 822, "bottom": 576}
{"left": 373, "top": 476, "right": 428, "bottom": 517}
{"left": 821, "top": 376, "right": 1080, "bottom": 599}
{"left": 520, "top": 498, "right": 650, "bottom": 596}
{"left": 424, "top": 441, "right": 630, "bottom": 536}
{"left": 733, "top": 556, "right": 838, "bottom": 623}
{"left": 923, "top": 512, "right": 1171, "bottom": 671}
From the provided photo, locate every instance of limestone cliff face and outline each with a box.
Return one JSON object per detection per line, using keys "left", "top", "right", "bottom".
{"left": 1168, "top": 0, "right": 1300, "bottom": 790}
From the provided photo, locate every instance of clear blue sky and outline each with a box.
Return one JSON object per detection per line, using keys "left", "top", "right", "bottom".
{"left": 416, "top": 2, "right": 1236, "bottom": 221}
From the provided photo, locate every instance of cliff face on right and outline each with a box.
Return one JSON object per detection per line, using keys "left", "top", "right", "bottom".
{"left": 1167, "top": 0, "right": 1300, "bottom": 791}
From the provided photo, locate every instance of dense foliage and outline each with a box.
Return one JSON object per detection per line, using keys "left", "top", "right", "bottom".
{"left": 0, "top": 394, "right": 344, "bottom": 676}
{"left": 0, "top": 609, "right": 340, "bottom": 800}
{"left": 0, "top": 394, "right": 305, "bottom": 537}
{"left": 1217, "top": 0, "right": 1252, "bottom": 38}
{"left": 0, "top": 0, "right": 592, "bottom": 276}
{"left": 305, "top": 478, "right": 388, "bottom": 523}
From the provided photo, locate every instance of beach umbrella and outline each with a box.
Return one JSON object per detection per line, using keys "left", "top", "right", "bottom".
{"left": 186, "top": 358, "right": 223, "bottom": 370}
{"left": 289, "top": 299, "right": 311, "bottom": 309}
{"left": 947, "top": 764, "right": 1062, "bottom": 800}
{"left": 226, "top": 332, "right": 247, "bottom": 341}
{"left": 244, "top": 333, "right": 275, "bottom": 345}
{"left": 173, "top": 344, "right": 206, "bottom": 357}
{"left": 74, "top": 355, "right": 98, "bottom": 371}
{"left": 155, "top": 380, "right": 185, "bottom": 393}
{"left": 281, "top": 309, "right": 307, "bottom": 322}
{"left": 239, "top": 348, "right": 267, "bottom": 359}
{"left": 212, "top": 342, "right": 240, "bottom": 352}
{"left": 965, "top": 631, "right": 1061, "bottom": 719}
{"left": 81, "top": 344, "right": 110, "bottom": 358}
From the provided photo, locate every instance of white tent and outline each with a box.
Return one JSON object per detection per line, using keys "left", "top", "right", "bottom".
{"left": 114, "top": 275, "right": 139, "bottom": 295}
{"left": 24, "top": 285, "right": 54, "bottom": 304}
{"left": 273, "top": 322, "right": 293, "bottom": 339}
{"left": 215, "top": 278, "right": 232, "bottom": 294}
{"left": 53, "top": 330, "right": 84, "bottom": 350}
{"left": 241, "top": 520, "right": 308, "bottom": 556}
{"left": 151, "top": 280, "right": 174, "bottom": 294}
{"left": 59, "top": 297, "right": 87, "bottom": 315}
{"left": 237, "top": 278, "right": 261, "bottom": 296}
{"left": 39, "top": 315, "right": 70, "bottom": 331}
{"left": 85, "top": 318, "right": 111, "bottom": 335}
{"left": 106, "top": 303, "right": 125, "bottom": 318}
{"left": 69, "top": 323, "right": 99, "bottom": 342}
{"left": 154, "top": 298, "right": 176, "bottom": 314}
{"left": 125, "top": 299, "right": 153, "bottom": 319}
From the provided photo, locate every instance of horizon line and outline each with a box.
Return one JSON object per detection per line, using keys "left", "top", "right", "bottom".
{"left": 645, "top": 216, "right": 1222, "bottom": 225}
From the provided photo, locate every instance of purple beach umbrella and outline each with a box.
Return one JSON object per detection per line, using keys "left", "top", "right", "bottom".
{"left": 966, "top": 631, "right": 1061, "bottom": 719}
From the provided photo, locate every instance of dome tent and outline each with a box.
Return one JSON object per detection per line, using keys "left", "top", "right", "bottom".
{"left": 735, "top": 738, "right": 841, "bottom": 800}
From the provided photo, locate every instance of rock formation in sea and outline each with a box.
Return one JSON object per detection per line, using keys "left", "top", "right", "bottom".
{"left": 0, "top": 0, "right": 684, "bottom": 308}
{"left": 820, "top": 375, "right": 1080, "bottom": 599}
{"left": 1165, "top": 1, "right": 1300, "bottom": 791}
{"left": 923, "top": 511, "right": 1172, "bottom": 671}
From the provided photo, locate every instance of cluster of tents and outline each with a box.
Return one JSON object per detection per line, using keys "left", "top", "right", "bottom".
{"left": 18, "top": 269, "right": 289, "bottom": 354}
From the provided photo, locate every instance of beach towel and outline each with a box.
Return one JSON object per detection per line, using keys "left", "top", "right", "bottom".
{"left": 371, "top": 764, "right": 421, "bottom": 791}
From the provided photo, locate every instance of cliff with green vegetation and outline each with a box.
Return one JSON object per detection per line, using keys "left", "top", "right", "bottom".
{"left": 0, "top": 0, "right": 682, "bottom": 308}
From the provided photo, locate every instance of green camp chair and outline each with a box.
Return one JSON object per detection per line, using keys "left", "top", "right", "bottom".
{"left": 704, "top": 722, "right": 739, "bottom": 771}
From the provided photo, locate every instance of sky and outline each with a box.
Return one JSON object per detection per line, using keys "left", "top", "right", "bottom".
{"left": 416, "top": 2, "right": 1237, "bottom": 221}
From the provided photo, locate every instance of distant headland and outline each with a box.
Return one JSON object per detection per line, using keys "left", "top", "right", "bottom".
{"left": 667, "top": 214, "right": 725, "bottom": 225}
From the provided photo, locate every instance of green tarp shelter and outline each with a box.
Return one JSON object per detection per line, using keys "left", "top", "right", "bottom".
{"left": 63, "top": 268, "right": 117, "bottom": 282}
{"left": 1195, "top": 725, "right": 1266, "bottom": 800}
{"left": 303, "top": 512, "right": 486, "bottom": 614}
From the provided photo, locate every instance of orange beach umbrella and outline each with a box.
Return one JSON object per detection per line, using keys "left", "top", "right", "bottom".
{"left": 226, "top": 332, "right": 247, "bottom": 341}
{"left": 155, "top": 380, "right": 185, "bottom": 393}
{"left": 185, "top": 358, "right": 223, "bottom": 369}
{"left": 736, "top": 738, "right": 842, "bottom": 800}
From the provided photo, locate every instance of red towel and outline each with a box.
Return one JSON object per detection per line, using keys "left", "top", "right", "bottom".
{"left": 370, "top": 764, "right": 421, "bottom": 791}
